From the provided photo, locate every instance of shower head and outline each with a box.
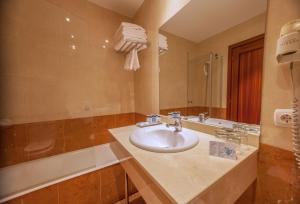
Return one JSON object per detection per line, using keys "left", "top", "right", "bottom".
{"left": 203, "top": 63, "right": 209, "bottom": 76}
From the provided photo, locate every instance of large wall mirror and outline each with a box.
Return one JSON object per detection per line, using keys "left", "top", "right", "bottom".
{"left": 159, "top": 0, "right": 267, "bottom": 127}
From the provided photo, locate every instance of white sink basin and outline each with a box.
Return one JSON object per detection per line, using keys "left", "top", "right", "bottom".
{"left": 130, "top": 125, "right": 199, "bottom": 153}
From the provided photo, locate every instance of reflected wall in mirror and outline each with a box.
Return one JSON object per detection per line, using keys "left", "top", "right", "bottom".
{"left": 159, "top": 0, "right": 267, "bottom": 126}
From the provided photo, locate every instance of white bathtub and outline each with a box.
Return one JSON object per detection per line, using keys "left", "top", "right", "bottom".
{"left": 0, "top": 144, "right": 121, "bottom": 203}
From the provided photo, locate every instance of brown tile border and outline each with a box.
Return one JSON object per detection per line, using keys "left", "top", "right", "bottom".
{"left": 0, "top": 113, "right": 144, "bottom": 168}
{"left": 160, "top": 106, "right": 227, "bottom": 119}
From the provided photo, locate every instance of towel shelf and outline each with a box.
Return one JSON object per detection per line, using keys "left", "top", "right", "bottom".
{"left": 159, "top": 47, "right": 168, "bottom": 55}
{"left": 116, "top": 40, "right": 148, "bottom": 53}
{"left": 113, "top": 22, "right": 148, "bottom": 71}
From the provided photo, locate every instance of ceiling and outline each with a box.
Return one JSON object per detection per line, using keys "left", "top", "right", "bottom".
{"left": 88, "top": 0, "right": 144, "bottom": 18}
{"left": 161, "top": 0, "right": 267, "bottom": 43}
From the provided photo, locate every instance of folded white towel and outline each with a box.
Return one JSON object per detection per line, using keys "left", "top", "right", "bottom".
{"left": 159, "top": 37, "right": 167, "bottom": 42}
{"left": 116, "top": 28, "right": 145, "bottom": 39}
{"left": 159, "top": 34, "right": 167, "bottom": 48}
{"left": 132, "top": 49, "right": 140, "bottom": 71}
{"left": 122, "top": 26, "right": 145, "bottom": 33}
{"left": 159, "top": 45, "right": 168, "bottom": 50}
{"left": 124, "top": 48, "right": 140, "bottom": 71}
{"left": 158, "top": 33, "right": 168, "bottom": 55}
{"left": 120, "top": 22, "right": 145, "bottom": 30}
{"left": 159, "top": 33, "right": 167, "bottom": 40}
{"left": 113, "top": 22, "right": 147, "bottom": 71}
{"left": 114, "top": 31, "right": 146, "bottom": 43}
{"left": 114, "top": 31, "right": 147, "bottom": 43}
{"left": 122, "top": 30, "right": 146, "bottom": 37}
{"left": 138, "top": 44, "right": 147, "bottom": 51}
{"left": 159, "top": 41, "right": 168, "bottom": 48}
{"left": 114, "top": 22, "right": 145, "bottom": 40}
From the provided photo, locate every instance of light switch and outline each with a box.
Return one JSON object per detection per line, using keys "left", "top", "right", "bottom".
{"left": 274, "top": 109, "right": 293, "bottom": 127}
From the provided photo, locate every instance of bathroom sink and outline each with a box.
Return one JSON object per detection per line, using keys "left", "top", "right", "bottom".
{"left": 129, "top": 125, "right": 199, "bottom": 153}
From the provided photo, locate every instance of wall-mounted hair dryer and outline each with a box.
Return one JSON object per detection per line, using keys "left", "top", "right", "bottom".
{"left": 276, "top": 19, "right": 300, "bottom": 169}
{"left": 276, "top": 19, "right": 300, "bottom": 63}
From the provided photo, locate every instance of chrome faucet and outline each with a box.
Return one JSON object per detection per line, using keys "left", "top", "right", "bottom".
{"left": 166, "top": 116, "right": 182, "bottom": 132}
{"left": 199, "top": 112, "right": 209, "bottom": 123}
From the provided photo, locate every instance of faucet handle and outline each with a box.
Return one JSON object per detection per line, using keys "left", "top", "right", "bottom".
{"left": 199, "top": 112, "right": 209, "bottom": 118}
{"left": 199, "top": 112, "right": 209, "bottom": 122}
{"left": 166, "top": 114, "right": 182, "bottom": 132}
{"left": 168, "top": 112, "right": 181, "bottom": 118}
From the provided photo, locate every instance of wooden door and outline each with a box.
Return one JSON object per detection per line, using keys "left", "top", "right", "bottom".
{"left": 227, "top": 34, "right": 264, "bottom": 125}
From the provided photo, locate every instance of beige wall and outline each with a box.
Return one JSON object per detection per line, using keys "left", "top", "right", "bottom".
{"left": 0, "top": 0, "right": 135, "bottom": 124}
{"left": 2, "top": 0, "right": 297, "bottom": 153}
{"left": 187, "top": 53, "right": 212, "bottom": 108}
{"left": 196, "top": 13, "right": 266, "bottom": 107}
{"left": 133, "top": 0, "right": 191, "bottom": 115}
{"left": 261, "top": 0, "right": 300, "bottom": 151}
{"left": 0, "top": 0, "right": 192, "bottom": 123}
{"left": 159, "top": 31, "right": 197, "bottom": 109}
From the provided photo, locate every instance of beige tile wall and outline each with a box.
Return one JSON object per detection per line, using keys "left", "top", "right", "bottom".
{"left": 0, "top": 0, "right": 135, "bottom": 125}
{"left": 261, "top": 0, "right": 300, "bottom": 151}
{"left": 0, "top": 0, "right": 192, "bottom": 122}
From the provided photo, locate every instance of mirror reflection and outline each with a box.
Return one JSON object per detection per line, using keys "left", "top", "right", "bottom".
{"left": 159, "top": 0, "right": 267, "bottom": 128}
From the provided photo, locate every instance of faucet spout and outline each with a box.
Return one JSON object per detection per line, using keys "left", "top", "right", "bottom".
{"left": 166, "top": 116, "right": 182, "bottom": 132}
{"left": 199, "top": 112, "right": 209, "bottom": 123}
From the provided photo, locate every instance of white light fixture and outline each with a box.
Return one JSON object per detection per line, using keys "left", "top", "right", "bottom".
{"left": 65, "top": 17, "right": 71, "bottom": 22}
{"left": 105, "top": 39, "right": 109, "bottom": 43}
{"left": 71, "top": 44, "right": 76, "bottom": 50}
{"left": 70, "top": 34, "right": 75, "bottom": 39}
{"left": 102, "top": 45, "right": 106, "bottom": 49}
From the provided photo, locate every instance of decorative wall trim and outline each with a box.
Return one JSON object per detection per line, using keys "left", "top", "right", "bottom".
{"left": 0, "top": 113, "right": 145, "bottom": 168}
{"left": 160, "top": 106, "right": 227, "bottom": 119}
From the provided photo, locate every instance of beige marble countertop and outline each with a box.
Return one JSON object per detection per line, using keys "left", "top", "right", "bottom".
{"left": 109, "top": 124, "right": 258, "bottom": 204}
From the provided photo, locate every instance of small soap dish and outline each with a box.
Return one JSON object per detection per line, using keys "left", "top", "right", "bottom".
{"left": 136, "top": 122, "right": 162, "bottom": 128}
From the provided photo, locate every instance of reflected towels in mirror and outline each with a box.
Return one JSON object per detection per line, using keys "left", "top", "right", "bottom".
{"left": 159, "top": 33, "right": 168, "bottom": 55}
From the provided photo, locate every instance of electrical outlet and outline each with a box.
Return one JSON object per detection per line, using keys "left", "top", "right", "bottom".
{"left": 274, "top": 109, "right": 293, "bottom": 127}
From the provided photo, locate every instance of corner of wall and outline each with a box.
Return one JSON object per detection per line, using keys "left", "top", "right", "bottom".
{"left": 132, "top": 0, "right": 191, "bottom": 115}
{"left": 260, "top": 0, "right": 300, "bottom": 151}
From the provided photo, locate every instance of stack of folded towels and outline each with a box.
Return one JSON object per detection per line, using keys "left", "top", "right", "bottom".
{"left": 114, "top": 22, "right": 147, "bottom": 51}
{"left": 159, "top": 33, "right": 168, "bottom": 55}
{"left": 114, "top": 22, "right": 147, "bottom": 71}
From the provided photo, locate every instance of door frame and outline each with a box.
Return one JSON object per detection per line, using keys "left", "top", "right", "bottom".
{"left": 226, "top": 34, "right": 265, "bottom": 121}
